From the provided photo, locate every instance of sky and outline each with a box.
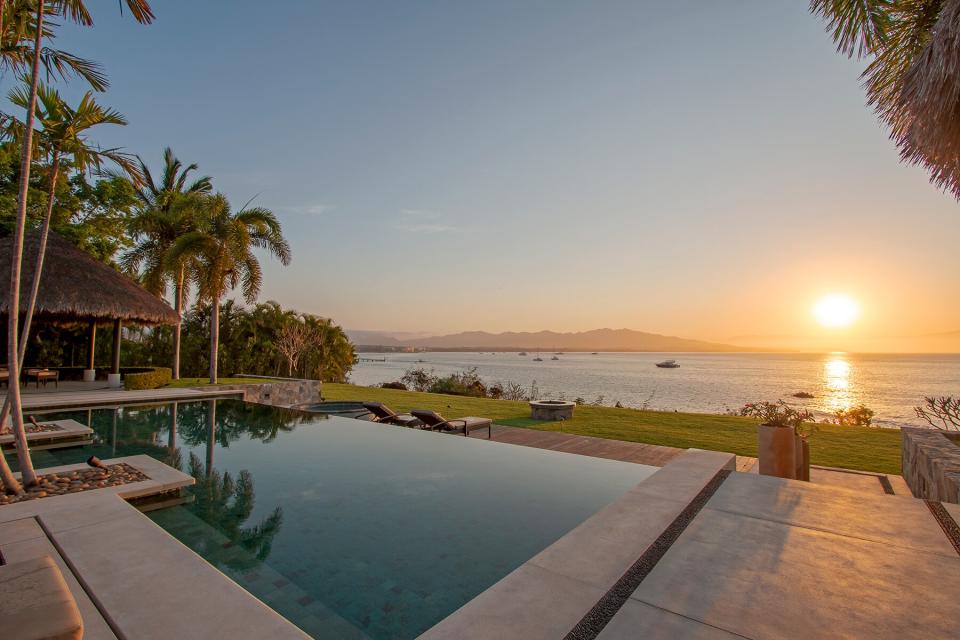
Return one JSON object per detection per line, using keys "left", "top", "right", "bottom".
{"left": 52, "top": 1, "right": 959, "bottom": 351}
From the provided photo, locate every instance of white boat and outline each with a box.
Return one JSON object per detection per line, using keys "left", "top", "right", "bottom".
{"left": 655, "top": 359, "right": 680, "bottom": 368}
{"left": 551, "top": 356, "right": 559, "bottom": 360}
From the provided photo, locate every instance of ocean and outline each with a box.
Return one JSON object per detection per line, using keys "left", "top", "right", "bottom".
{"left": 348, "top": 352, "right": 960, "bottom": 428}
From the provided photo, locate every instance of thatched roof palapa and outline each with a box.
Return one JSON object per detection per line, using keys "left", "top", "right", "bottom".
{"left": 0, "top": 231, "right": 179, "bottom": 325}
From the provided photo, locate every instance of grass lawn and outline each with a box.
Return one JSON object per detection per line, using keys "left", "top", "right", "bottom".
{"left": 165, "top": 377, "right": 288, "bottom": 388}
{"left": 323, "top": 383, "right": 903, "bottom": 475}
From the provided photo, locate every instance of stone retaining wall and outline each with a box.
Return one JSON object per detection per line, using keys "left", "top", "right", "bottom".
{"left": 902, "top": 427, "right": 960, "bottom": 503}
{"left": 212, "top": 380, "right": 322, "bottom": 408}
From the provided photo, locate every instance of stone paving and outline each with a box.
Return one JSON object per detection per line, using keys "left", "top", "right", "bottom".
{"left": 423, "top": 451, "right": 960, "bottom": 640}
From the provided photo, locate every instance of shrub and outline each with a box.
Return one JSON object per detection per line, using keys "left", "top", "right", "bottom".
{"left": 124, "top": 366, "right": 172, "bottom": 390}
{"left": 428, "top": 368, "right": 487, "bottom": 397}
{"left": 831, "top": 404, "right": 875, "bottom": 427}
{"left": 400, "top": 367, "right": 435, "bottom": 392}
{"left": 381, "top": 381, "right": 407, "bottom": 390}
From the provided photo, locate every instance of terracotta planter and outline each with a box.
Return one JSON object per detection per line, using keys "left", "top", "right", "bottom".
{"left": 758, "top": 423, "right": 796, "bottom": 479}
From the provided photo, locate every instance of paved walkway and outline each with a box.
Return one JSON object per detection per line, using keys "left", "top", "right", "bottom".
{"left": 473, "top": 425, "right": 910, "bottom": 496}
{"left": 0, "top": 456, "right": 308, "bottom": 640}
{"left": 21, "top": 387, "right": 242, "bottom": 411}
{"left": 426, "top": 450, "right": 960, "bottom": 640}
{"left": 469, "top": 424, "right": 684, "bottom": 467}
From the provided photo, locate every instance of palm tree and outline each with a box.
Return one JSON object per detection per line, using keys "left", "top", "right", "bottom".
{"left": 3, "top": 0, "right": 152, "bottom": 492}
{"left": 168, "top": 194, "right": 291, "bottom": 384}
{"left": 810, "top": 0, "right": 960, "bottom": 199}
{"left": 0, "top": 83, "right": 137, "bottom": 439}
{"left": 0, "top": 0, "right": 108, "bottom": 92}
{"left": 123, "top": 148, "right": 212, "bottom": 379}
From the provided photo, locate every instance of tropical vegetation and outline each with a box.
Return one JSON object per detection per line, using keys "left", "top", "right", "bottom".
{"left": 0, "top": 0, "right": 154, "bottom": 494}
{"left": 810, "top": 0, "right": 960, "bottom": 199}
{"left": 323, "top": 383, "right": 903, "bottom": 474}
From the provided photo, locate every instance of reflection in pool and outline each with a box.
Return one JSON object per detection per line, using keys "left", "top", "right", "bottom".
{"left": 29, "top": 399, "right": 655, "bottom": 639}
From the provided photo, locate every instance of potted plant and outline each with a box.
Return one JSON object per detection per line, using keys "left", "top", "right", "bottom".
{"left": 740, "top": 401, "right": 814, "bottom": 480}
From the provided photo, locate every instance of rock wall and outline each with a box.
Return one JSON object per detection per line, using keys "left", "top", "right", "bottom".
{"left": 214, "top": 380, "right": 322, "bottom": 408}
{"left": 901, "top": 427, "right": 960, "bottom": 503}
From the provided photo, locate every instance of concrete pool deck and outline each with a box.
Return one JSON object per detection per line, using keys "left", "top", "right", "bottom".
{"left": 422, "top": 449, "right": 960, "bottom": 639}
{"left": 0, "top": 455, "right": 309, "bottom": 640}
{"left": 1, "top": 429, "right": 949, "bottom": 639}
{"left": 20, "top": 385, "right": 244, "bottom": 411}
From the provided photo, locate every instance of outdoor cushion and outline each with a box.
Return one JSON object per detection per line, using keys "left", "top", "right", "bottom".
{"left": 0, "top": 555, "right": 83, "bottom": 640}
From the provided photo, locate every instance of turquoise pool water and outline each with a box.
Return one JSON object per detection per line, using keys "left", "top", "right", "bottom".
{"left": 31, "top": 399, "right": 655, "bottom": 639}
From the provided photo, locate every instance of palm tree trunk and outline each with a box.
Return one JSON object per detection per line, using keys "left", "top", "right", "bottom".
{"left": 209, "top": 297, "right": 220, "bottom": 384}
{"left": 5, "top": 0, "right": 46, "bottom": 489}
{"left": 172, "top": 268, "right": 184, "bottom": 379}
{"left": 0, "top": 151, "right": 59, "bottom": 437}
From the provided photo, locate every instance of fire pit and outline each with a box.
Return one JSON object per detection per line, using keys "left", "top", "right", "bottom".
{"left": 529, "top": 400, "right": 576, "bottom": 421}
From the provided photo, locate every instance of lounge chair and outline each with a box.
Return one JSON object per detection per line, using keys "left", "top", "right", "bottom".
{"left": 410, "top": 409, "right": 492, "bottom": 439}
{"left": 362, "top": 402, "right": 423, "bottom": 428}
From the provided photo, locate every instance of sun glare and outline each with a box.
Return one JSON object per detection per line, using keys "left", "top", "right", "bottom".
{"left": 813, "top": 294, "right": 859, "bottom": 329}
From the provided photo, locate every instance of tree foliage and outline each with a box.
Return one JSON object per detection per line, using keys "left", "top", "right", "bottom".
{"left": 811, "top": 0, "right": 960, "bottom": 199}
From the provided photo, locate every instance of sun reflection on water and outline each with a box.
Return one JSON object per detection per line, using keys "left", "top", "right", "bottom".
{"left": 823, "top": 356, "right": 853, "bottom": 412}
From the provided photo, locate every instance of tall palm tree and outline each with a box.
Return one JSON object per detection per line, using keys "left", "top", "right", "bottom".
{"left": 167, "top": 194, "right": 291, "bottom": 384}
{"left": 4, "top": 0, "right": 153, "bottom": 492}
{"left": 0, "top": 0, "right": 107, "bottom": 92}
{"left": 0, "top": 83, "right": 137, "bottom": 440}
{"left": 810, "top": 0, "right": 960, "bottom": 199}
{"left": 123, "top": 148, "right": 212, "bottom": 379}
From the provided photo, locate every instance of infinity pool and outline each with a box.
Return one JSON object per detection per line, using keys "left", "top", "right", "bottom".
{"left": 32, "top": 399, "right": 656, "bottom": 639}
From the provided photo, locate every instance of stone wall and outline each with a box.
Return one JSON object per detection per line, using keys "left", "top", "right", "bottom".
{"left": 902, "top": 427, "right": 960, "bottom": 503}
{"left": 213, "top": 380, "right": 322, "bottom": 408}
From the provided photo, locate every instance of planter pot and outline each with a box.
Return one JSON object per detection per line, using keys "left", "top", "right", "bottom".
{"left": 758, "top": 424, "right": 796, "bottom": 479}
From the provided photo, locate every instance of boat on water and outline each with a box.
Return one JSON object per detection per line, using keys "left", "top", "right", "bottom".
{"left": 591, "top": 352, "right": 598, "bottom": 355}
{"left": 551, "top": 356, "right": 559, "bottom": 360}
{"left": 519, "top": 352, "right": 527, "bottom": 356}
{"left": 655, "top": 359, "right": 680, "bottom": 368}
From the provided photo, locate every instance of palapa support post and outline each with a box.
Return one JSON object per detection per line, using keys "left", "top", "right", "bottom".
{"left": 83, "top": 320, "right": 96, "bottom": 382}
{"left": 108, "top": 318, "right": 122, "bottom": 388}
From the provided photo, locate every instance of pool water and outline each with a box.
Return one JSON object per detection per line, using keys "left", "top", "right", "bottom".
{"left": 30, "top": 399, "right": 656, "bottom": 639}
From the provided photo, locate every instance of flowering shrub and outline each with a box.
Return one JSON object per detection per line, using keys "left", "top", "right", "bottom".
{"left": 739, "top": 400, "right": 815, "bottom": 436}
{"left": 831, "top": 404, "right": 875, "bottom": 427}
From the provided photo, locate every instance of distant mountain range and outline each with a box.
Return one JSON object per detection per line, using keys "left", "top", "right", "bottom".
{"left": 346, "top": 328, "right": 748, "bottom": 352}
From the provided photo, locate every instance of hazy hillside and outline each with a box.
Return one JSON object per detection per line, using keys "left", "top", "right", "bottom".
{"left": 398, "top": 328, "right": 746, "bottom": 352}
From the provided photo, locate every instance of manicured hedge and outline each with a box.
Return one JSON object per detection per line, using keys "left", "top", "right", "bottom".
{"left": 124, "top": 367, "right": 172, "bottom": 390}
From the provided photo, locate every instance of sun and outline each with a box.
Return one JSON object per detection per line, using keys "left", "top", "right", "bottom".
{"left": 813, "top": 294, "right": 859, "bottom": 329}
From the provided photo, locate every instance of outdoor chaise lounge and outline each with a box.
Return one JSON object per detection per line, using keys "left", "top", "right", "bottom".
{"left": 362, "top": 402, "right": 423, "bottom": 427}
{"left": 410, "top": 409, "right": 493, "bottom": 439}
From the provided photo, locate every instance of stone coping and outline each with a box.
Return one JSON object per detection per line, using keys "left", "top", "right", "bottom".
{"left": 0, "top": 419, "right": 93, "bottom": 446}
{"left": 22, "top": 387, "right": 243, "bottom": 412}
{"left": 0, "top": 455, "right": 309, "bottom": 640}
{"left": 419, "top": 449, "right": 736, "bottom": 639}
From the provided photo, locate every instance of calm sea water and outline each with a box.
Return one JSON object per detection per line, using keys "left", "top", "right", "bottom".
{"left": 350, "top": 352, "right": 960, "bottom": 428}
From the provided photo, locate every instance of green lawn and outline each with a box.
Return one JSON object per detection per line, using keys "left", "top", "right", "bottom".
{"left": 165, "top": 377, "right": 288, "bottom": 388}
{"left": 323, "top": 383, "right": 903, "bottom": 475}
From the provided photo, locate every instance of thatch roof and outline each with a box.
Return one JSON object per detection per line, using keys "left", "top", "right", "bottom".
{"left": 0, "top": 231, "right": 179, "bottom": 325}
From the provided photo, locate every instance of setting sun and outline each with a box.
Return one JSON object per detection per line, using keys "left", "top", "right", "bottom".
{"left": 813, "top": 294, "right": 860, "bottom": 328}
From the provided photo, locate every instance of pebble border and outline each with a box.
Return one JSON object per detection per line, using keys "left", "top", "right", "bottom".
{"left": 925, "top": 500, "right": 960, "bottom": 557}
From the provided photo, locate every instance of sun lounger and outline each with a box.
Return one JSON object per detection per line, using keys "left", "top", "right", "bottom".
{"left": 362, "top": 402, "right": 423, "bottom": 427}
{"left": 410, "top": 409, "right": 492, "bottom": 439}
